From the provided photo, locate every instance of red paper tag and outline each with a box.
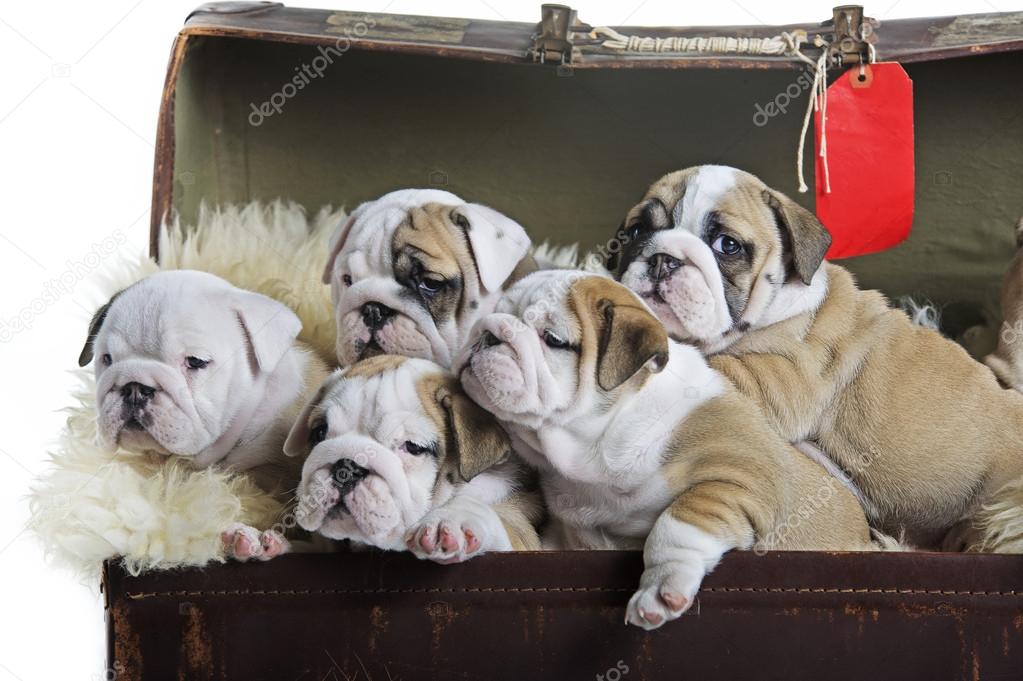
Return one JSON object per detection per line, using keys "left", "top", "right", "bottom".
{"left": 814, "top": 63, "right": 914, "bottom": 259}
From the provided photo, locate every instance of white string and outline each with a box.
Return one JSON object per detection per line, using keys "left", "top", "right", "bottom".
{"left": 589, "top": 26, "right": 810, "bottom": 57}
{"left": 796, "top": 36, "right": 831, "bottom": 194}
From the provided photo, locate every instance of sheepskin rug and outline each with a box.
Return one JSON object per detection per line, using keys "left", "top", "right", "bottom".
{"left": 29, "top": 201, "right": 343, "bottom": 578}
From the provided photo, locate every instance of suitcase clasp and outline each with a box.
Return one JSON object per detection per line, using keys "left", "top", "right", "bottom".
{"left": 828, "top": 5, "right": 881, "bottom": 65}
{"left": 529, "top": 4, "right": 589, "bottom": 64}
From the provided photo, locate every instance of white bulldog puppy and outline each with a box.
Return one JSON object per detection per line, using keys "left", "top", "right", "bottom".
{"left": 458, "top": 270, "right": 878, "bottom": 630}
{"left": 79, "top": 269, "right": 328, "bottom": 561}
{"left": 322, "top": 189, "right": 534, "bottom": 368}
{"left": 285, "top": 355, "right": 541, "bottom": 562}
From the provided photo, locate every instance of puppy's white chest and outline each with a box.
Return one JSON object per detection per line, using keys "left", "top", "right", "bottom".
{"left": 543, "top": 474, "right": 675, "bottom": 547}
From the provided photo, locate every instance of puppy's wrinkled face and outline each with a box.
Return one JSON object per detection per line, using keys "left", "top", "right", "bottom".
{"left": 458, "top": 271, "right": 667, "bottom": 430}
{"left": 79, "top": 270, "right": 301, "bottom": 467}
{"left": 324, "top": 189, "right": 532, "bottom": 368}
{"left": 612, "top": 166, "right": 831, "bottom": 348}
{"left": 287, "top": 356, "right": 510, "bottom": 550}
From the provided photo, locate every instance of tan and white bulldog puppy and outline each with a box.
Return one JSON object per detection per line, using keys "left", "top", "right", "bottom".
{"left": 285, "top": 355, "right": 541, "bottom": 561}
{"left": 322, "top": 189, "right": 535, "bottom": 368}
{"left": 985, "top": 217, "right": 1023, "bottom": 393}
{"left": 79, "top": 270, "right": 330, "bottom": 560}
{"left": 458, "top": 271, "right": 878, "bottom": 630}
{"left": 612, "top": 165, "right": 1023, "bottom": 551}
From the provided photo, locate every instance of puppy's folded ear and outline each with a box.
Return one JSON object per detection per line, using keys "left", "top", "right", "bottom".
{"left": 763, "top": 189, "right": 832, "bottom": 285}
{"left": 78, "top": 291, "right": 122, "bottom": 367}
{"left": 439, "top": 388, "right": 511, "bottom": 482}
{"left": 233, "top": 290, "right": 302, "bottom": 373}
{"left": 596, "top": 298, "right": 669, "bottom": 392}
{"left": 453, "top": 204, "right": 531, "bottom": 292}
{"left": 321, "top": 213, "right": 357, "bottom": 285}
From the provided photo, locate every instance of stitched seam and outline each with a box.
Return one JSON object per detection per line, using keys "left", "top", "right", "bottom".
{"left": 123, "top": 586, "right": 1022, "bottom": 601}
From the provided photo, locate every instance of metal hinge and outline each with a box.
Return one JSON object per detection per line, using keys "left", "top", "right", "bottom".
{"left": 529, "top": 4, "right": 590, "bottom": 64}
{"left": 827, "top": 5, "right": 880, "bottom": 65}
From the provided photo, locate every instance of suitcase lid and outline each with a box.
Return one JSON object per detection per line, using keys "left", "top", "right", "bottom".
{"left": 177, "top": 3, "right": 1023, "bottom": 70}
{"left": 153, "top": 3, "right": 1023, "bottom": 330}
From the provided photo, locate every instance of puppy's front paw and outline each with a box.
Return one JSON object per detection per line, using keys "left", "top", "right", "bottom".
{"left": 222, "top": 523, "right": 290, "bottom": 562}
{"left": 625, "top": 560, "right": 704, "bottom": 631}
{"left": 405, "top": 502, "right": 509, "bottom": 564}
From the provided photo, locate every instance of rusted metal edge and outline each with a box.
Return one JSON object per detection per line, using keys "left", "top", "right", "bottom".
{"left": 149, "top": 33, "right": 188, "bottom": 261}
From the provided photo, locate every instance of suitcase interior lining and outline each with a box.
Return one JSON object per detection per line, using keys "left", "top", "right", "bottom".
{"left": 172, "top": 36, "right": 1023, "bottom": 337}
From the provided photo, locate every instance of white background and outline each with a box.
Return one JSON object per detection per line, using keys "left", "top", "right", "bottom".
{"left": 0, "top": 0, "right": 1016, "bottom": 678}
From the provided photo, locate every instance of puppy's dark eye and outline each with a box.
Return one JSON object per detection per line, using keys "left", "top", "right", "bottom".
{"left": 404, "top": 441, "right": 436, "bottom": 456}
{"left": 186, "top": 356, "right": 210, "bottom": 370}
{"left": 626, "top": 223, "right": 644, "bottom": 241}
{"left": 341, "top": 274, "right": 352, "bottom": 287}
{"left": 711, "top": 234, "right": 744, "bottom": 257}
{"left": 451, "top": 211, "right": 470, "bottom": 230}
{"left": 310, "top": 422, "right": 328, "bottom": 445}
{"left": 543, "top": 329, "right": 570, "bottom": 349}
{"left": 101, "top": 353, "right": 112, "bottom": 367}
{"left": 418, "top": 277, "right": 445, "bottom": 297}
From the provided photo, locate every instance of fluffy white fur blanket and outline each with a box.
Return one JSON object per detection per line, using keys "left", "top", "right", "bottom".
{"left": 29, "top": 202, "right": 343, "bottom": 578}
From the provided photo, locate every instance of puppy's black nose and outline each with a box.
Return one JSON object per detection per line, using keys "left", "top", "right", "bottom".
{"left": 361, "top": 302, "right": 395, "bottom": 331}
{"left": 649, "top": 253, "right": 683, "bottom": 282}
{"left": 331, "top": 458, "right": 370, "bottom": 497}
{"left": 120, "top": 382, "right": 155, "bottom": 407}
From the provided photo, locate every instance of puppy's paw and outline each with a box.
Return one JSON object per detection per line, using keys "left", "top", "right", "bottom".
{"left": 222, "top": 523, "right": 290, "bottom": 562}
{"left": 404, "top": 501, "right": 509, "bottom": 564}
{"left": 625, "top": 560, "right": 704, "bottom": 631}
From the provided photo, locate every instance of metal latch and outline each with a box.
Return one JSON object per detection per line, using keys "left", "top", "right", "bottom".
{"left": 827, "top": 5, "right": 880, "bottom": 65}
{"left": 529, "top": 4, "right": 587, "bottom": 64}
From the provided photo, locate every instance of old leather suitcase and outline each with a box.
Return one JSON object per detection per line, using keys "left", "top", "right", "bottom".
{"left": 105, "top": 3, "right": 1023, "bottom": 679}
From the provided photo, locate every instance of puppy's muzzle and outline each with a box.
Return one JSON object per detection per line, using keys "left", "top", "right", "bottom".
{"left": 331, "top": 458, "right": 370, "bottom": 503}
{"left": 648, "top": 253, "right": 684, "bottom": 283}
{"left": 361, "top": 302, "right": 396, "bottom": 331}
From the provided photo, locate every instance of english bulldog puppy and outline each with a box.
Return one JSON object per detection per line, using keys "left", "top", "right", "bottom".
{"left": 285, "top": 355, "right": 541, "bottom": 561}
{"left": 322, "top": 189, "right": 535, "bottom": 368}
{"left": 612, "top": 165, "right": 1023, "bottom": 551}
{"left": 985, "top": 217, "right": 1023, "bottom": 392}
{"left": 458, "top": 271, "right": 879, "bottom": 630}
{"left": 79, "top": 270, "right": 329, "bottom": 561}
